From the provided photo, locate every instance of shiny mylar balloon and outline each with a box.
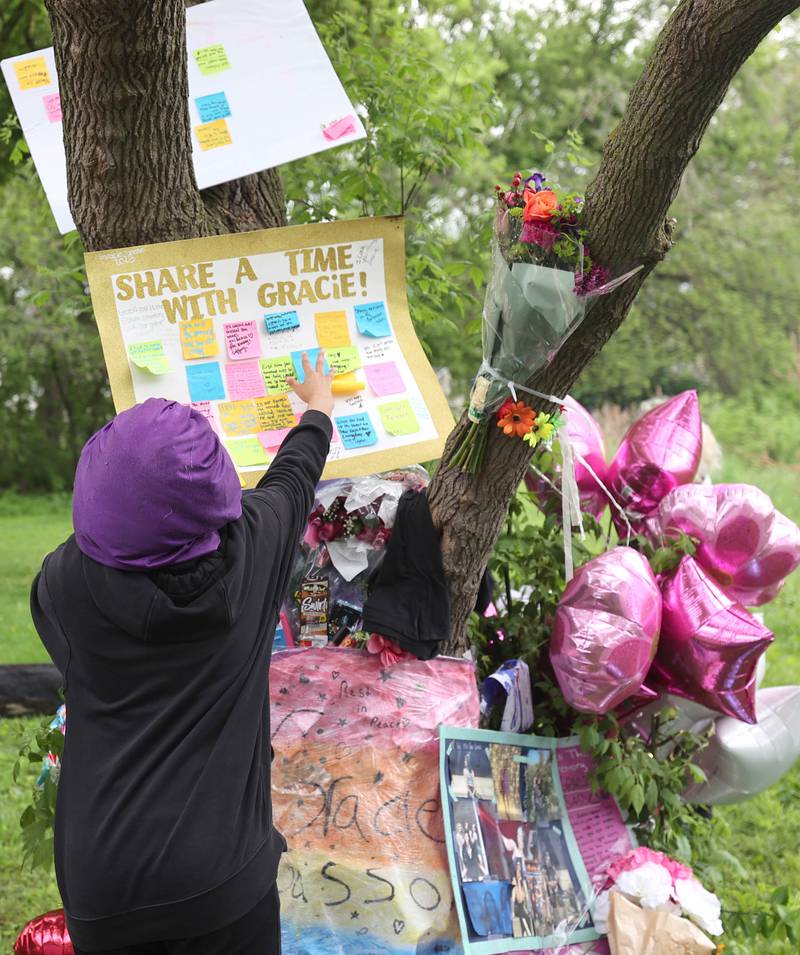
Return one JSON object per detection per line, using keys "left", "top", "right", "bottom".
{"left": 657, "top": 483, "right": 800, "bottom": 607}
{"left": 607, "top": 391, "right": 702, "bottom": 535}
{"left": 13, "top": 910, "right": 73, "bottom": 955}
{"left": 683, "top": 685, "right": 800, "bottom": 805}
{"left": 550, "top": 547, "right": 662, "bottom": 714}
{"left": 649, "top": 557, "right": 773, "bottom": 723}
{"left": 563, "top": 395, "right": 609, "bottom": 518}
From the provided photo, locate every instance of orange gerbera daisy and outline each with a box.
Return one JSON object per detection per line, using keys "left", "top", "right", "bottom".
{"left": 497, "top": 400, "right": 536, "bottom": 438}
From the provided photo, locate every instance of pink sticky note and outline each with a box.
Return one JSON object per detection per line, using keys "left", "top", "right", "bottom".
{"left": 257, "top": 427, "right": 294, "bottom": 452}
{"left": 43, "top": 92, "right": 62, "bottom": 123}
{"left": 323, "top": 114, "right": 357, "bottom": 141}
{"left": 224, "top": 320, "right": 261, "bottom": 360}
{"left": 330, "top": 421, "right": 341, "bottom": 444}
{"left": 190, "top": 401, "right": 217, "bottom": 432}
{"left": 365, "top": 361, "right": 405, "bottom": 396}
{"left": 225, "top": 360, "right": 266, "bottom": 400}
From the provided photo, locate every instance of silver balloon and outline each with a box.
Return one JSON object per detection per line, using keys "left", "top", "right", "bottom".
{"left": 683, "top": 685, "right": 800, "bottom": 804}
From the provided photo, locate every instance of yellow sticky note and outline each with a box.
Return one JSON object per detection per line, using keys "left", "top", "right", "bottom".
{"left": 218, "top": 399, "right": 258, "bottom": 437}
{"left": 192, "top": 44, "right": 231, "bottom": 76}
{"left": 180, "top": 318, "right": 219, "bottom": 360}
{"left": 227, "top": 436, "right": 270, "bottom": 468}
{"left": 14, "top": 57, "right": 50, "bottom": 91}
{"left": 128, "top": 341, "right": 170, "bottom": 375}
{"left": 195, "top": 118, "right": 232, "bottom": 151}
{"left": 315, "top": 310, "right": 350, "bottom": 348}
{"left": 254, "top": 395, "right": 296, "bottom": 431}
{"left": 327, "top": 346, "right": 361, "bottom": 376}
{"left": 331, "top": 372, "right": 365, "bottom": 396}
{"left": 260, "top": 356, "right": 294, "bottom": 394}
{"left": 378, "top": 399, "right": 420, "bottom": 436}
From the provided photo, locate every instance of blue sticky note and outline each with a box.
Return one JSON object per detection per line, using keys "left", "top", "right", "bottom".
{"left": 265, "top": 310, "right": 300, "bottom": 334}
{"left": 195, "top": 91, "right": 231, "bottom": 123}
{"left": 334, "top": 412, "right": 378, "bottom": 450}
{"left": 291, "top": 348, "right": 330, "bottom": 383}
{"left": 354, "top": 301, "right": 391, "bottom": 338}
{"left": 186, "top": 361, "right": 225, "bottom": 401}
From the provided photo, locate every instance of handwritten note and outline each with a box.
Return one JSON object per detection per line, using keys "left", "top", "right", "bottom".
{"left": 227, "top": 436, "right": 270, "bottom": 468}
{"left": 260, "top": 356, "right": 294, "bottom": 394}
{"left": 254, "top": 394, "right": 296, "bottom": 431}
{"left": 291, "top": 348, "right": 330, "bottom": 383}
{"left": 224, "top": 320, "right": 261, "bottom": 360}
{"left": 218, "top": 399, "right": 258, "bottom": 437}
{"left": 43, "top": 92, "right": 62, "bottom": 123}
{"left": 225, "top": 361, "right": 266, "bottom": 400}
{"left": 365, "top": 361, "right": 405, "bottom": 396}
{"left": 14, "top": 56, "right": 50, "bottom": 90}
{"left": 334, "top": 412, "right": 378, "bottom": 450}
{"left": 186, "top": 361, "right": 225, "bottom": 401}
{"left": 265, "top": 310, "right": 300, "bottom": 334}
{"left": 315, "top": 310, "right": 351, "bottom": 348}
{"left": 190, "top": 401, "right": 217, "bottom": 431}
{"left": 195, "top": 91, "right": 231, "bottom": 123}
{"left": 354, "top": 301, "right": 391, "bottom": 338}
{"left": 180, "top": 318, "right": 219, "bottom": 360}
{"left": 322, "top": 115, "right": 357, "bottom": 141}
{"left": 377, "top": 399, "right": 420, "bottom": 436}
{"left": 128, "top": 341, "right": 170, "bottom": 375}
{"left": 195, "top": 118, "right": 233, "bottom": 151}
{"left": 331, "top": 372, "right": 365, "bottom": 396}
{"left": 192, "top": 44, "right": 231, "bottom": 76}
{"left": 326, "top": 345, "right": 361, "bottom": 376}
{"left": 257, "top": 428, "right": 294, "bottom": 452}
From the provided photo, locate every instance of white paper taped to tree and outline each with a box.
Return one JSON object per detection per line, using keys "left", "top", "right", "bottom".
{"left": 0, "top": 0, "right": 366, "bottom": 234}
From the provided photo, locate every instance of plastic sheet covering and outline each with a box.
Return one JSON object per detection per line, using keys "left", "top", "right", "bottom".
{"left": 270, "top": 647, "right": 480, "bottom": 954}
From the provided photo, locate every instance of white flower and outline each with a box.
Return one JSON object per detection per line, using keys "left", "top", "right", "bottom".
{"left": 615, "top": 861, "right": 673, "bottom": 909}
{"left": 674, "top": 878, "right": 724, "bottom": 936}
{"left": 591, "top": 890, "right": 611, "bottom": 933}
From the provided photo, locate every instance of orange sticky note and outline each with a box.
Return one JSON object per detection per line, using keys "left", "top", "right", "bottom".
{"left": 14, "top": 56, "right": 50, "bottom": 90}
{"left": 254, "top": 395, "right": 296, "bottom": 431}
{"left": 180, "top": 318, "right": 219, "bottom": 360}
{"left": 315, "top": 310, "right": 350, "bottom": 348}
{"left": 195, "top": 118, "right": 232, "bottom": 151}
{"left": 332, "top": 372, "right": 365, "bottom": 396}
{"left": 218, "top": 399, "right": 258, "bottom": 437}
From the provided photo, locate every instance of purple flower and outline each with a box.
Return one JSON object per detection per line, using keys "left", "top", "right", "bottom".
{"left": 574, "top": 264, "right": 610, "bottom": 297}
{"left": 525, "top": 172, "right": 547, "bottom": 192}
{"left": 521, "top": 219, "right": 558, "bottom": 250}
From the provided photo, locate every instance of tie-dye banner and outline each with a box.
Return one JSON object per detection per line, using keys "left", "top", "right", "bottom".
{"left": 270, "top": 648, "right": 480, "bottom": 954}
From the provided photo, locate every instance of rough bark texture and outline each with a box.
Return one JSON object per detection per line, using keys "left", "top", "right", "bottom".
{"left": 44, "top": 0, "right": 285, "bottom": 251}
{"left": 429, "top": 0, "right": 800, "bottom": 652}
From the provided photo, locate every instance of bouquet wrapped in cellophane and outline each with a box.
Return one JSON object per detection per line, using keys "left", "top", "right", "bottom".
{"left": 451, "top": 171, "right": 638, "bottom": 472}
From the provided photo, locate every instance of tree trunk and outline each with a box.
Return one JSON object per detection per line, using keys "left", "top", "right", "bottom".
{"left": 429, "top": 0, "right": 800, "bottom": 652}
{"left": 45, "top": 0, "right": 799, "bottom": 652}
{"left": 44, "top": 0, "right": 285, "bottom": 251}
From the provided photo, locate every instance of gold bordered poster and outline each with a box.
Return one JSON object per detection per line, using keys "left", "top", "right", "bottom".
{"left": 84, "top": 216, "right": 454, "bottom": 484}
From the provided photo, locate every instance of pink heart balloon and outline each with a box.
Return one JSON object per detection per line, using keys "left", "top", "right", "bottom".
{"left": 656, "top": 483, "right": 800, "bottom": 606}
{"left": 608, "top": 391, "right": 702, "bottom": 534}
{"left": 550, "top": 547, "right": 662, "bottom": 714}
{"left": 14, "top": 910, "right": 73, "bottom": 955}
{"left": 648, "top": 556, "right": 773, "bottom": 723}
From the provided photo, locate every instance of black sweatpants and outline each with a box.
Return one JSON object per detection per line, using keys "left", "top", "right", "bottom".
{"left": 72, "top": 885, "right": 280, "bottom": 955}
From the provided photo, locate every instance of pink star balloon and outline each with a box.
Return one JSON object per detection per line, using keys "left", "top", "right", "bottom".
{"left": 607, "top": 391, "right": 702, "bottom": 535}
{"left": 649, "top": 556, "right": 773, "bottom": 723}
{"left": 550, "top": 547, "right": 662, "bottom": 714}
{"left": 13, "top": 910, "right": 73, "bottom": 955}
{"left": 657, "top": 483, "right": 800, "bottom": 607}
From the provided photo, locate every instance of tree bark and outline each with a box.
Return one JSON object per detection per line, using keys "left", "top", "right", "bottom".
{"left": 44, "top": 0, "right": 285, "bottom": 252}
{"left": 429, "top": 0, "right": 800, "bottom": 652}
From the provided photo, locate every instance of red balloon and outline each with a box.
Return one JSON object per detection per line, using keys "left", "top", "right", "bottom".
{"left": 608, "top": 391, "right": 702, "bottom": 535}
{"left": 14, "top": 910, "right": 73, "bottom": 955}
{"left": 648, "top": 556, "right": 773, "bottom": 723}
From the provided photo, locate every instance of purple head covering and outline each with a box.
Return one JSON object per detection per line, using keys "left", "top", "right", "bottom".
{"left": 73, "top": 398, "right": 242, "bottom": 570}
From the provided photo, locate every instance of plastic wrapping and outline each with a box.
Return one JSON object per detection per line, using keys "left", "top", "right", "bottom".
{"left": 280, "top": 466, "right": 429, "bottom": 647}
{"left": 270, "top": 647, "right": 479, "bottom": 954}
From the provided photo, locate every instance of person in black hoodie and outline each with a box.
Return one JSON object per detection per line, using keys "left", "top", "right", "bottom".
{"left": 30, "top": 352, "right": 333, "bottom": 954}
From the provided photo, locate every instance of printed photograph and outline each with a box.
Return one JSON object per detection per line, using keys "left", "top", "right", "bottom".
{"left": 510, "top": 856, "right": 536, "bottom": 938}
{"left": 523, "top": 749, "right": 563, "bottom": 823}
{"left": 526, "top": 823, "right": 591, "bottom": 937}
{"left": 462, "top": 881, "right": 514, "bottom": 939}
{"left": 488, "top": 743, "right": 524, "bottom": 821}
{"left": 476, "top": 800, "right": 514, "bottom": 882}
{"left": 448, "top": 740, "right": 496, "bottom": 801}
{"left": 453, "top": 798, "right": 490, "bottom": 883}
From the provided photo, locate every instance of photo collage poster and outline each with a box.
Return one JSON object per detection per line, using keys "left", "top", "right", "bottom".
{"left": 440, "top": 726, "right": 611, "bottom": 955}
{"left": 84, "top": 216, "right": 453, "bottom": 483}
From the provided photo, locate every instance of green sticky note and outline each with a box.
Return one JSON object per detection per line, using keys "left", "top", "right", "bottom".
{"left": 377, "top": 399, "right": 420, "bottom": 437}
{"left": 327, "top": 345, "right": 361, "bottom": 376}
{"left": 260, "top": 356, "right": 294, "bottom": 394}
{"left": 227, "top": 436, "right": 270, "bottom": 468}
{"left": 128, "top": 340, "right": 170, "bottom": 375}
{"left": 192, "top": 44, "right": 231, "bottom": 76}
